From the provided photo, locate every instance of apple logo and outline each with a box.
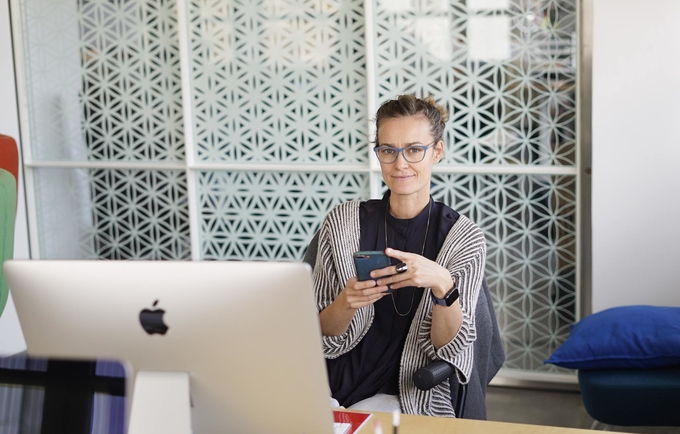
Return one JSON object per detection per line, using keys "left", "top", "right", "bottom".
{"left": 139, "top": 300, "right": 169, "bottom": 335}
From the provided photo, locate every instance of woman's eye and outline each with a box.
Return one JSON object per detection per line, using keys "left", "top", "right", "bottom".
{"left": 381, "top": 148, "right": 396, "bottom": 155}
{"left": 406, "top": 147, "right": 423, "bottom": 154}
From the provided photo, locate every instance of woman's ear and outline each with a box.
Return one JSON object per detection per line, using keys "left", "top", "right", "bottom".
{"left": 433, "top": 140, "right": 444, "bottom": 163}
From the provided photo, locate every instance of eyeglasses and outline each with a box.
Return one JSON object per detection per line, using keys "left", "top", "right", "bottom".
{"left": 373, "top": 142, "right": 436, "bottom": 164}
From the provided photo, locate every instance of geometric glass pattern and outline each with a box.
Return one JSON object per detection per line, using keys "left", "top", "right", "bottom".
{"left": 375, "top": 0, "right": 576, "bottom": 166}
{"left": 86, "top": 169, "right": 191, "bottom": 259}
{"left": 77, "top": 0, "right": 188, "bottom": 257}
{"left": 187, "top": 0, "right": 369, "bottom": 163}
{"left": 15, "top": 0, "right": 580, "bottom": 374}
{"left": 374, "top": 0, "right": 579, "bottom": 371}
{"left": 198, "top": 171, "right": 370, "bottom": 260}
{"left": 79, "top": 0, "right": 185, "bottom": 161}
{"left": 19, "top": 0, "right": 188, "bottom": 263}
{"left": 20, "top": 0, "right": 185, "bottom": 162}
{"left": 432, "top": 174, "right": 576, "bottom": 371}
{"left": 33, "top": 168, "right": 191, "bottom": 260}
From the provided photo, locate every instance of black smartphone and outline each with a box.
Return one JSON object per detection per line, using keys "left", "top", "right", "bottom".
{"left": 353, "top": 250, "right": 391, "bottom": 282}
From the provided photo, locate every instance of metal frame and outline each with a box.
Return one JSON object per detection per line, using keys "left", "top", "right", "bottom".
{"left": 9, "top": 0, "right": 40, "bottom": 259}
{"left": 176, "top": 0, "right": 201, "bottom": 260}
{"left": 577, "top": 0, "right": 594, "bottom": 321}
{"left": 491, "top": 367, "right": 580, "bottom": 391}
{"left": 363, "top": 0, "right": 382, "bottom": 199}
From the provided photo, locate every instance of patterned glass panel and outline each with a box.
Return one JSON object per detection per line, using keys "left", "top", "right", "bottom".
{"left": 20, "top": 0, "right": 184, "bottom": 161}
{"left": 19, "top": 0, "right": 188, "bottom": 260}
{"left": 198, "top": 171, "right": 369, "bottom": 260}
{"left": 79, "top": 0, "right": 185, "bottom": 161}
{"left": 34, "top": 168, "right": 191, "bottom": 260}
{"left": 375, "top": 0, "right": 576, "bottom": 166}
{"left": 432, "top": 174, "right": 576, "bottom": 371}
{"left": 15, "top": 0, "right": 581, "bottom": 378}
{"left": 187, "top": 0, "right": 369, "bottom": 163}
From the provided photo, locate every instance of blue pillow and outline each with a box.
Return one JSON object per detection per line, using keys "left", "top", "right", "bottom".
{"left": 545, "top": 305, "right": 680, "bottom": 370}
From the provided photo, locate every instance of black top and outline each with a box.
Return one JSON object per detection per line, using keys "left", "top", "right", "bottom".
{"left": 326, "top": 192, "right": 460, "bottom": 407}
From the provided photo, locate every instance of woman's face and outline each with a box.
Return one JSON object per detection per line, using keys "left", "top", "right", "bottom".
{"left": 376, "top": 115, "right": 443, "bottom": 201}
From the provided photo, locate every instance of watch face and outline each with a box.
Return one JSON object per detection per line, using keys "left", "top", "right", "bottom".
{"left": 444, "top": 287, "right": 459, "bottom": 307}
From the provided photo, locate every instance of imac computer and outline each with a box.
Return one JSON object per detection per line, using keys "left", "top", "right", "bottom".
{"left": 4, "top": 260, "right": 335, "bottom": 434}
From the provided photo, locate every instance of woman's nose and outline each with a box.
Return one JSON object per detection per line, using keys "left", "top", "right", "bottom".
{"left": 394, "top": 151, "right": 409, "bottom": 167}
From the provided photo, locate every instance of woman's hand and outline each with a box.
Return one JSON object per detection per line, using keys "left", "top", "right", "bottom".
{"left": 319, "top": 277, "right": 389, "bottom": 336}
{"left": 371, "top": 248, "right": 453, "bottom": 298}
{"left": 339, "top": 277, "right": 390, "bottom": 310}
{"left": 370, "top": 248, "right": 462, "bottom": 349}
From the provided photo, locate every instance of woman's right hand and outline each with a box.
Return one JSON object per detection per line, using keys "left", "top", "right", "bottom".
{"left": 339, "top": 277, "right": 390, "bottom": 310}
{"left": 319, "top": 277, "right": 389, "bottom": 336}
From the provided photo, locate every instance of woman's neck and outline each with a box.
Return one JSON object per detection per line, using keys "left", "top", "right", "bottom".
{"left": 388, "top": 192, "right": 430, "bottom": 219}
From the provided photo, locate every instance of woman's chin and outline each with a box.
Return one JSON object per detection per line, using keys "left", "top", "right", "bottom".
{"left": 387, "top": 185, "right": 420, "bottom": 197}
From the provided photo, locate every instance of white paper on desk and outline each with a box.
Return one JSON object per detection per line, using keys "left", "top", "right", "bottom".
{"left": 334, "top": 422, "right": 351, "bottom": 434}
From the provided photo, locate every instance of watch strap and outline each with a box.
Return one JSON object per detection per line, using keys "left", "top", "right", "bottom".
{"left": 431, "top": 285, "right": 459, "bottom": 307}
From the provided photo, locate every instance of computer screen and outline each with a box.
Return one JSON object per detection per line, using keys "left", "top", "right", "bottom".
{"left": 4, "top": 260, "right": 335, "bottom": 434}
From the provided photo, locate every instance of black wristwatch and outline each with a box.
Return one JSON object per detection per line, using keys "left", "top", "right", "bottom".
{"left": 431, "top": 285, "right": 459, "bottom": 307}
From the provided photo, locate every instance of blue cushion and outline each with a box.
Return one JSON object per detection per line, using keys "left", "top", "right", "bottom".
{"left": 545, "top": 305, "right": 680, "bottom": 370}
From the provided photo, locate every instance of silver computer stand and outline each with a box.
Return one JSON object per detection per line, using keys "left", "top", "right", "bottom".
{"left": 127, "top": 371, "right": 192, "bottom": 434}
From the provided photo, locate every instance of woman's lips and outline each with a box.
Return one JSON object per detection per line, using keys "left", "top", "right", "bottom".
{"left": 392, "top": 175, "right": 413, "bottom": 181}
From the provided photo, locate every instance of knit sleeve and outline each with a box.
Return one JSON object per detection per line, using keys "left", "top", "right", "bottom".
{"left": 417, "top": 217, "right": 487, "bottom": 384}
{"left": 312, "top": 202, "right": 374, "bottom": 359}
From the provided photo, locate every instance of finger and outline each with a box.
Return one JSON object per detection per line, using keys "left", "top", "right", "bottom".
{"left": 380, "top": 280, "right": 408, "bottom": 291}
{"left": 344, "top": 277, "right": 359, "bottom": 290}
{"left": 352, "top": 279, "right": 378, "bottom": 290}
{"left": 356, "top": 283, "right": 390, "bottom": 296}
{"left": 349, "top": 289, "right": 389, "bottom": 307}
{"left": 377, "top": 274, "right": 421, "bottom": 291}
{"left": 371, "top": 293, "right": 391, "bottom": 302}
{"left": 365, "top": 292, "right": 390, "bottom": 304}
{"left": 375, "top": 272, "right": 409, "bottom": 286}
{"left": 350, "top": 295, "right": 387, "bottom": 309}
{"left": 366, "top": 287, "right": 390, "bottom": 298}
{"left": 365, "top": 285, "right": 389, "bottom": 295}
{"left": 384, "top": 248, "right": 413, "bottom": 261}
{"left": 369, "top": 265, "right": 395, "bottom": 279}
{"left": 395, "top": 262, "right": 408, "bottom": 274}
{"left": 371, "top": 262, "right": 408, "bottom": 279}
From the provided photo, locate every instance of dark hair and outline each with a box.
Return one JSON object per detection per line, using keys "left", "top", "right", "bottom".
{"left": 374, "top": 94, "right": 449, "bottom": 147}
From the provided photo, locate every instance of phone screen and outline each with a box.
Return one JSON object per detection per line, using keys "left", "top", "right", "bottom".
{"left": 353, "top": 251, "right": 391, "bottom": 282}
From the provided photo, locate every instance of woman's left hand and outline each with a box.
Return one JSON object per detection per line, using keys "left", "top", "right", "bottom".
{"left": 370, "top": 248, "right": 454, "bottom": 299}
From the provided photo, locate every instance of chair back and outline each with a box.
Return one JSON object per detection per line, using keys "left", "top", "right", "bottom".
{"left": 447, "top": 276, "right": 504, "bottom": 419}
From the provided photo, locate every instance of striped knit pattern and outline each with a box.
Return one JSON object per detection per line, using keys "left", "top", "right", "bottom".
{"left": 313, "top": 200, "right": 487, "bottom": 417}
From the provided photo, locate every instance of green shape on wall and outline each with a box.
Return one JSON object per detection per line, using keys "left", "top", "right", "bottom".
{"left": 0, "top": 169, "right": 17, "bottom": 316}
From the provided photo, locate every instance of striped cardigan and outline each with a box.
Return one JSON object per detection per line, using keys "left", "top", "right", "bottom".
{"left": 313, "top": 200, "right": 487, "bottom": 417}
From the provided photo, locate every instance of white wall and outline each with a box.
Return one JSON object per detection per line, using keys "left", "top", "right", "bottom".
{"left": 592, "top": 0, "right": 680, "bottom": 312}
{"left": 0, "top": 0, "right": 28, "bottom": 355}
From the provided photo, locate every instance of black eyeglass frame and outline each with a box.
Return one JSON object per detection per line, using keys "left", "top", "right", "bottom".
{"left": 373, "top": 141, "right": 437, "bottom": 164}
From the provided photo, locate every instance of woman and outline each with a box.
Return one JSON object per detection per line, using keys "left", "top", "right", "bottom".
{"left": 313, "top": 94, "right": 486, "bottom": 417}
